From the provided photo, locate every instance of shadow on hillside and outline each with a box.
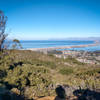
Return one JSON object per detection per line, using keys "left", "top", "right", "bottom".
{"left": 9, "top": 61, "right": 23, "bottom": 70}
{"left": 73, "top": 88, "right": 100, "bottom": 100}
{"left": 0, "top": 81, "right": 33, "bottom": 100}
{"left": 55, "top": 85, "right": 66, "bottom": 100}
{"left": 0, "top": 81, "right": 17, "bottom": 89}
{"left": 54, "top": 85, "right": 100, "bottom": 100}
{"left": 0, "top": 87, "right": 25, "bottom": 100}
{"left": 0, "top": 91, "right": 25, "bottom": 100}
{"left": 1, "top": 81, "right": 100, "bottom": 100}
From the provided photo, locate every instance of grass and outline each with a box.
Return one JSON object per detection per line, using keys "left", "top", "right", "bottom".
{"left": 64, "top": 56, "right": 85, "bottom": 65}
{"left": 59, "top": 67, "right": 74, "bottom": 75}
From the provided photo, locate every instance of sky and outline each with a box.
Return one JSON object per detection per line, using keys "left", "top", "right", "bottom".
{"left": 0, "top": 0, "right": 100, "bottom": 40}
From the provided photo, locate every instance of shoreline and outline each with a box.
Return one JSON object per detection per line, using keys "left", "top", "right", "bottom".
{"left": 28, "top": 40, "right": 100, "bottom": 51}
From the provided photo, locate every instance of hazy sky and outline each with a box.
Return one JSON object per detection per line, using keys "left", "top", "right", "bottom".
{"left": 0, "top": 0, "right": 100, "bottom": 40}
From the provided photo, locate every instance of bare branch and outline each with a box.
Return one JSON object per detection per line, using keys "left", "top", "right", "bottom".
{"left": 0, "top": 10, "right": 7, "bottom": 51}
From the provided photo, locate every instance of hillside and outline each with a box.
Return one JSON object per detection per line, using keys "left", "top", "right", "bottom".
{"left": 0, "top": 50, "right": 100, "bottom": 100}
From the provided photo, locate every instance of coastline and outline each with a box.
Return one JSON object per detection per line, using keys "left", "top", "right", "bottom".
{"left": 28, "top": 40, "right": 100, "bottom": 51}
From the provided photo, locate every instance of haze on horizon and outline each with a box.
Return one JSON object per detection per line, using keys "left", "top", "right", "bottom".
{"left": 0, "top": 0, "right": 100, "bottom": 40}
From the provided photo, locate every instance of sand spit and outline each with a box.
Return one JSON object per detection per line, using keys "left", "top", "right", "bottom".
{"left": 28, "top": 41, "right": 100, "bottom": 51}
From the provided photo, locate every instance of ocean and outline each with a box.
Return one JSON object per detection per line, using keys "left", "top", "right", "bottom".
{"left": 18, "top": 40, "right": 100, "bottom": 51}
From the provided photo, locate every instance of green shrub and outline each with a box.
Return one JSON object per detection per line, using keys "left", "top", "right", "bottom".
{"left": 76, "top": 68, "right": 100, "bottom": 77}
{"left": 4, "top": 64, "right": 52, "bottom": 93}
{"left": 59, "top": 68, "right": 74, "bottom": 75}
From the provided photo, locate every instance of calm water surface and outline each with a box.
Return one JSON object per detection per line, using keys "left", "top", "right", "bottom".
{"left": 10, "top": 40, "right": 100, "bottom": 51}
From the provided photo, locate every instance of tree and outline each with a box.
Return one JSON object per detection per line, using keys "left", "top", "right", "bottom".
{"left": 12, "top": 39, "right": 22, "bottom": 49}
{"left": 0, "top": 10, "right": 7, "bottom": 51}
